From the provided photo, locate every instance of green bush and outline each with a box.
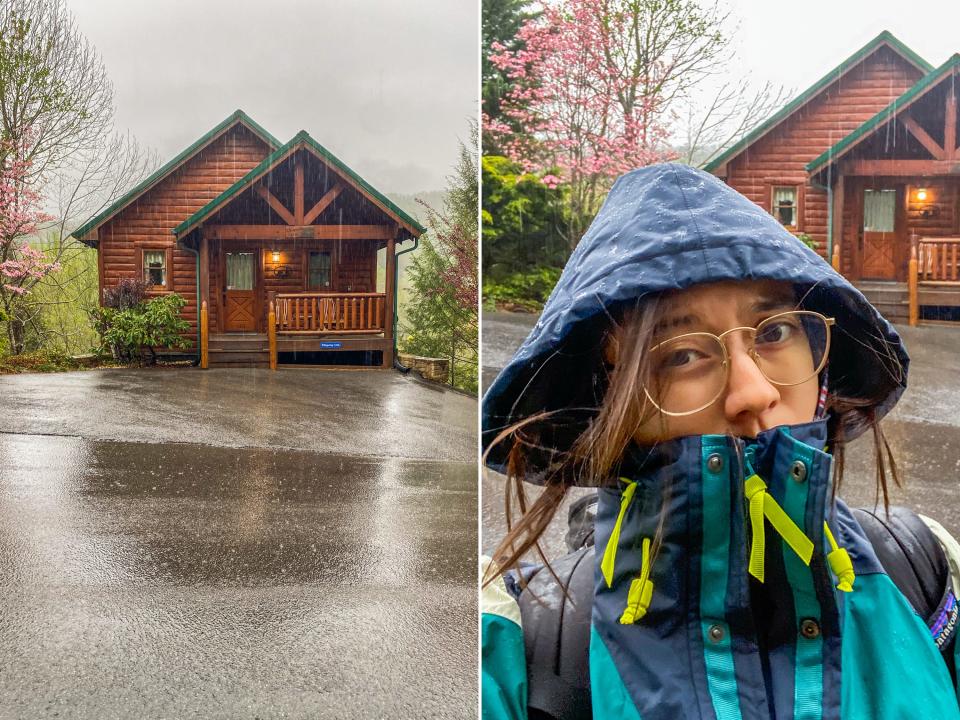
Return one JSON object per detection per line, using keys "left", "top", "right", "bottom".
{"left": 90, "top": 293, "right": 190, "bottom": 364}
{"left": 483, "top": 266, "right": 563, "bottom": 312}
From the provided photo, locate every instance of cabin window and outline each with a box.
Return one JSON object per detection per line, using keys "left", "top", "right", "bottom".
{"left": 143, "top": 250, "right": 167, "bottom": 288}
{"left": 225, "top": 252, "right": 255, "bottom": 290}
{"left": 772, "top": 186, "right": 798, "bottom": 228}
{"left": 308, "top": 251, "right": 332, "bottom": 289}
{"left": 863, "top": 189, "right": 896, "bottom": 232}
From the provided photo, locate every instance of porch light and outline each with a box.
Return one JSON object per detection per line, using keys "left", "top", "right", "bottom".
{"left": 271, "top": 250, "right": 281, "bottom": 263}
{"left": 916, "top": 188, "right": 928, "bottom": 202}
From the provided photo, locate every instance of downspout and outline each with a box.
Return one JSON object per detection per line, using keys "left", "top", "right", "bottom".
{"left": 180, "top": 236, "right": 202, "bottom": 365}
{"left": 392, "top": 236, "right": 419, "bottom": 372}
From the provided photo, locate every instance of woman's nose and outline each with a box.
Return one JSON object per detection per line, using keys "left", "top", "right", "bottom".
{"left": 722, "top": 344, "right": 780, "bottom": 428}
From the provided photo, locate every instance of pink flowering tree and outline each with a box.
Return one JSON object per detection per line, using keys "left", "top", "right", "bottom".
{"left": 0, "top": 135, "right": 58, "bottom": 353}
{"left": 486, "top": 0, "right": 730, "bottom": 246}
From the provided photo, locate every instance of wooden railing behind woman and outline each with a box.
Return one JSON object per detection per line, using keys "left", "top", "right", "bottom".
{"left": 274, "top": 292, "right": 386, "bottom": 333}
{"left": 909, "top": 236, "right": 960, "bottom": 325}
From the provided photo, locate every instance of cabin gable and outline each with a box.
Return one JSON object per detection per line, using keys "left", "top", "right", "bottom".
{"left": 721, "top": 43, "right": 926, "bottom": 255}
{"left": 96, "top": 123, "right": 274, "bottom": 335}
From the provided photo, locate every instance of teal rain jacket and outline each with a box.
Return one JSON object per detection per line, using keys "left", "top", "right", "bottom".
{"left": 481, "top": 164, "right": 960, "bottom": 720}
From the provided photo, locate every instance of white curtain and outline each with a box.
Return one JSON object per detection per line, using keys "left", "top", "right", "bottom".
{"left": 863, "top": 189, "right": 896, "bottom": 232}
{"left": 226, "top": 252, "right": 254, "bottom": 290}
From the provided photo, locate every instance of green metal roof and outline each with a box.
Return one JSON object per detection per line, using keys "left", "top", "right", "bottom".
{"left": 71, "top": 110, "right": 281, "bottom": 243}
{"left": 806, "top": 53, "right": 960, "bottom": 175}
{"left": 704, "top": 31, "right": 933, "bottom": 174}
{"left": 173, "top": 130, "right": 427, "bottom": 237}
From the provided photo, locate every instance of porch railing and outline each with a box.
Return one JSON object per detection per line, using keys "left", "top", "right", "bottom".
{"left": 909, "top": 236, "right": 960, "bottom": 325}
{"left": 273, "top": 292, "right": 387, "bottom": 334}
{"left": 916, "top": 237, "right": 960, "bottom": 282}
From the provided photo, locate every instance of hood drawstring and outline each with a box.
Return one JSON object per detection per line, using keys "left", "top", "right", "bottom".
{"left": 600, "top": 479, "right": 656, "bottom": 624}
{"left": 744, "top": 473, "right": 815, "bottom": 582}
{"left": 601, "top": 479, "right": 638, "bottom": 589}
{"left": 619, "top": 537, "right": 654, "bottom": 624}
{"left": 824, "top": 520, "right": 856, "bottom": 592}
{"left": 743, "top": 448, "right": 814, "bottom": 583}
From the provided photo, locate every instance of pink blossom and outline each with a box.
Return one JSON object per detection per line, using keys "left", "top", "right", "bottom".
{"left": 0, "top": 130, "right": 58, "bottom": 300}
{"left": 485, "top": 0, "right": 677, "bottom": 231}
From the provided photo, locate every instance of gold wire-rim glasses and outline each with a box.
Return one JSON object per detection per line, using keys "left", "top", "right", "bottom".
{"left": 641, "top": 310, "right": 836, "bottom": 417}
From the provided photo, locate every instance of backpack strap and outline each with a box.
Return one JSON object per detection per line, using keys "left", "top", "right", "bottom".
{"left": 518, "top": 545, "right": 594, "bottom": 720}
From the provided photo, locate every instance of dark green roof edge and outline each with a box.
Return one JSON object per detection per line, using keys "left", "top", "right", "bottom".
{"left": 806, "top": 53, "right": 960, "bottom": 174}
{"left": 704, "top": 31, "right": 933, "bottom": 173}
{"left": 71, "top": 110, "right": 282, "bottom": 241}
{"left": 173, "top": 129, "right": 427, "bottom": 237}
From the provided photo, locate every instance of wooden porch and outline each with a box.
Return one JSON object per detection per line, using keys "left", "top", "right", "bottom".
{"left": 853, "top": 236, "right": 960, "bottom": 324}
{"left": 199, "top": 290, "right": 394, "bottom": 368}
{"left": 908, "top": 236, "right": 960, "bottom": 323}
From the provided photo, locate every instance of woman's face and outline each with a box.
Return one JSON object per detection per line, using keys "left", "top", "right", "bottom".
{"left": 631, "top": 280, "right": 821, "bottom": 444}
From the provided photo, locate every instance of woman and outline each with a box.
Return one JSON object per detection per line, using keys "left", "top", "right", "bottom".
{"left": 481, "top": 163, "right": 960, "bottom": 720}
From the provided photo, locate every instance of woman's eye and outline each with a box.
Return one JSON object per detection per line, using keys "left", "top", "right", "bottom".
{"left": 661, "top": 348, "right": 706, "bottom": 369}
{"left": 756, "top": 320, "right": 796, "bottom": 345}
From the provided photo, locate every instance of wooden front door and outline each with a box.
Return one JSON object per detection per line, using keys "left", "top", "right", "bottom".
{"left": 223, "top": 250, "right": 258, "bottom": 332}
{"left": 859, "top": 186, "right": 904, "bottom": 280}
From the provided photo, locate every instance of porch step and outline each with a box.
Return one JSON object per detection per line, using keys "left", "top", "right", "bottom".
{"left": 207, "top": 349, "right": 270, "bottom": 367}
{"left": 209, "top": 339, "right": 268, "bottom": 352}
{"left": 854, "top": 282, "right": 909, "bottom": 324}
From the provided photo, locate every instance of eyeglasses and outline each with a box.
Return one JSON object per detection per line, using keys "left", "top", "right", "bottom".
{"left": 642, "top": 310, "right": 835, "bottom": 416}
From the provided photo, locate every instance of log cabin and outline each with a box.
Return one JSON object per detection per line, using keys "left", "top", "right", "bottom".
{"left": 72, "top": 110, "right": 426, "bottom": 367}
{"left": 706, "top": 30, "right": 960, "bottom": 324}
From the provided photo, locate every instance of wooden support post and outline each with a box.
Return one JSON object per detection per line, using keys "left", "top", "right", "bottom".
{"left": 908, "top": 238, "right": 919, "bottom": 327}
{"left": 268, "top": 291, "right": 278, "bottom": 370}
{"left": 831, "top": 175, "right": 844, "bottom": 273}
{"left": 382, "top": 228, "right": 397, "bottom": 368}
{"left": 199, "top": 233, "right": 210, "bottom": 312}
{"left": 200, "top": 301, "right": 209, "bottom": 369}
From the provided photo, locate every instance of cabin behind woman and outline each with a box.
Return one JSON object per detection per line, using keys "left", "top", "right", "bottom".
{"left": 707, "top": 31, "right": 960, "bottom": 323}
{"left": 72, "top": 110, "right": 425, "bottom": 367}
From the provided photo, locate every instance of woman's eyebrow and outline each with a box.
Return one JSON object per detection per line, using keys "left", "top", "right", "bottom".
{"left": 655, "top": 313, "right": 699, "bottom": 332}
{"left": 752, "top": 297, "right": 795, "bottom": 313}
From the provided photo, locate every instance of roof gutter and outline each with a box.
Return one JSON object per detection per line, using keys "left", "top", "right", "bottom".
{"left": 392, "top": 236, "right": 419, "bottom": 372}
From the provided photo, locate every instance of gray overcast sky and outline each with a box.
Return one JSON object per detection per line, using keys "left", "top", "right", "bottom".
{"left": 69, "top": 0, "right": 478, "bottom": 194}
{"left": 724, "top": 1, "right": 957, "bottom": 96}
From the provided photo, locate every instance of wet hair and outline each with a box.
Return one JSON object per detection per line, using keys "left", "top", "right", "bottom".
{"left": 483, "top": 289, "right": 900, "bottom": 586}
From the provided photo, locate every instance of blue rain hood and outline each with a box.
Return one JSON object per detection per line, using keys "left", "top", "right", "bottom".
{"left": 482, "top": 163, "right": 908, "bottom": 476}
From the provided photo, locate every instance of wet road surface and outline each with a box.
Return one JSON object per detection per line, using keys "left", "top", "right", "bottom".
{"left": 0, "top": 368, "right": 478, "bottom": 719}
{"left": 482, "top": 311, "right": 960, "bottom": 557}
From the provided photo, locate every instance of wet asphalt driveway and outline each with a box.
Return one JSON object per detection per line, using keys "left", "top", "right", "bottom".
{"left": 0, "top": 368, "right": 478, "bottom": 719}
{"left": 483, "top": 312, "right": 960, "bottom": 558}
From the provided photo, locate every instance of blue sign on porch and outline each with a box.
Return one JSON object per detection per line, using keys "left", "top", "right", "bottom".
{"left": 320, "top": 341, "right": 342, "bottom": 349}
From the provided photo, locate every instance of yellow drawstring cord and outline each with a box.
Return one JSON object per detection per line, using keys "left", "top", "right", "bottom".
{"left": 824, "top": 520, "right": 855, "bottom": 592}
{"left": 600, "top": 480, "right": 638, "bottom": 588}
{"left": 620, "top": 537, "right": 654, "bottom": 624}
{"left": 744, "top": 474, "right": 815, "bottom": 583}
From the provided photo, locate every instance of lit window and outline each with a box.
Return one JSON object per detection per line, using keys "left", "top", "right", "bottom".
{"left": 772, "top": 187, "right": 798, "bottom": 228}
{"left": 144, "top": 250, "right": 166, "bottom": 288}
